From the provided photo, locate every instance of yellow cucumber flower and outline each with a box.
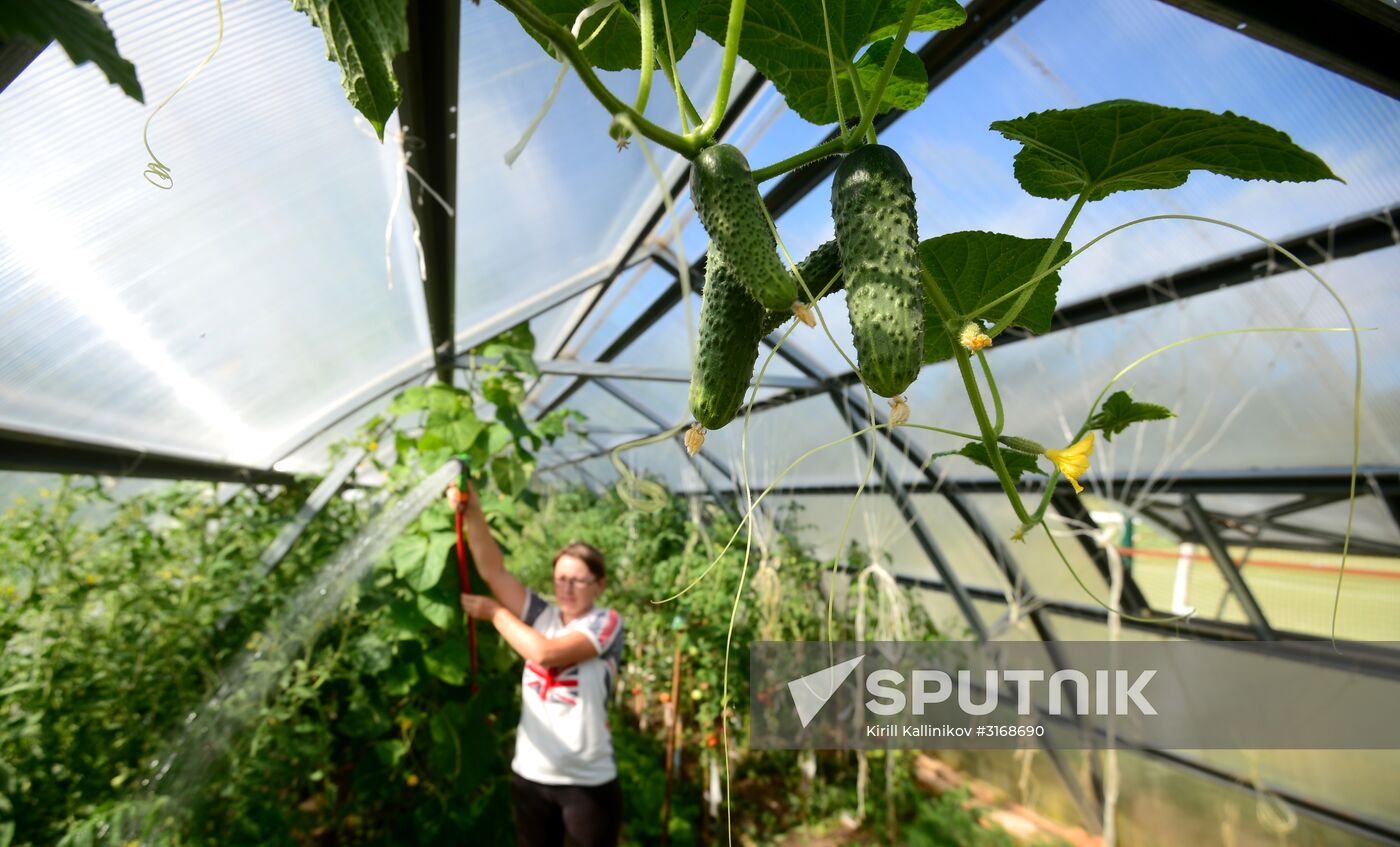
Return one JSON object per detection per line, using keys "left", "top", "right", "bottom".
{"left": 1044, "top": 433, "right": 1095, "bottom": 494}
{"left": 959, "top": 322, "right": 992, "bottom": 353}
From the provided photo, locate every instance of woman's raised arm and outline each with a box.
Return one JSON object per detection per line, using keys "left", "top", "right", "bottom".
{"left": 451, "top": 483, "right": 527, "bottom": 616}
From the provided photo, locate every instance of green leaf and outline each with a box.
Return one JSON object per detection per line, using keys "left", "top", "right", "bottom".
{"left": 956, "top": 442, "right": 1044, "bottom": 482}
{"left": 491, "top": 456, "right": 534, "bottom": 499}
{"left": 499, "top": 348, "right": 541, "bottom": 377}
{"left": 0, "top": 0, "right": 144, "bottom": 102}
{"left": 406, "top": 531, "right": 456, "bottom": 593}
{"left": 484, "top": 423, "right": 514, "bottom": 458}
{"left": 919, "top": 232, "right": 1070, "bottom": 363}
{"left": 440, "top": 414, "right": 487, "bottom": 453}
{"left": 697, "top": 0, "right": 962, "bottom": 125}
{"left": 416, "top": 590, "right": 457, "bottom": 629}
{"left": 391, "top": 534, "right": 428, "bottom": 580}
{"left": 427, "top": 384, "right": 469, "bottom": 416}
{"left": 866, "top": 0, "right": 967, "bottom": 42}
{"left": 387, "top": 385, "right": 430, "bottom": 414}
{"left": 991, "top": 100, "right": 1341, "bottom": 202}
{"left": 536, "top": 408, "right": 585, "bottom": 443}
{"left": 381, "top": 659, "right": 419, "bottom": 695}
{"left": 423, "top": 640, "right": 473, "bottom": 686}
{"left": 519, "top": 0, "right": 698, "bottom": 72}
{"left": 386, "top": 599, "right": 430, "bottom": 640}
{"left": 374, "top": 738, "right": 409, "bottom": 766}
{"left": 495, "top": 406, "right": 541, "bottom": 451}
{"left": 353, "top": 633, "right": 393, "bottom": 675}
{"left": 482, "top": 374, "right": 526, "bottom": 409}
{"left": 473, "top": 322, "right": 537, "bottom": 357}
{"left": 1088, "top": 390, "right": 1175, "bottom": 442}
{"left": 849, "top": 39, "right": 928, "bottom": 117}
{"left": 291, "top": 0, "right": 409, "bottom": 140}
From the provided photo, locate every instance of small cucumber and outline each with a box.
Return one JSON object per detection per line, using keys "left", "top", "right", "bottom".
{"left": 831, "top": 145, "right": 924, "bottom": 398}
{"left": 763, "top": 239, "right": 843, "bottom": 336}
{"left": 691, "top": 144, "right": 798, "bottom": 312}
{"left": 689, "top": 246, "right": 766, "bottom": 430}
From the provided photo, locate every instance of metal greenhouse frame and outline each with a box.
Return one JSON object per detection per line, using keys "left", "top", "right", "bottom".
{"left": 3, "top": 0, "right": 1399, "bottom": 842}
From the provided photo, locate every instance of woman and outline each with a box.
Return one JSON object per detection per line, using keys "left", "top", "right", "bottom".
{"left": 453, "top": 483, "right": 624, "bottom": 847}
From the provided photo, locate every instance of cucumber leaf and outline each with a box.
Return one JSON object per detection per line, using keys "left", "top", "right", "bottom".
{"left": 957, "top": 442, "right": 1044, "bottom": 482}
{"left": 697, "top": 0, "right": 963, "bottom": 126}
{"left": 0, "top": 0, "right": 143, "bottom": 101}
{"left": 519, "top": 0, "right": 698, "bottom": 72}
{"left": 919, "top": 232, "right": 1070, "bottom": 363}
{"left": 991, "top": 100, "right": 1340, "bottom": 202}
{"left": 1089, "top": 390, "right": 1175, "bottom": 442}
{"left": 850, "top": 39, "right": 929, "bottom": 116}
{"left": 423, "top": 640, "right": 473, "bottom": 686}
{"left": 292, "top": 0, "right": 409, "bottom": 140}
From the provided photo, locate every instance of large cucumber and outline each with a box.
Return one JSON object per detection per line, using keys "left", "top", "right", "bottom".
{"left": 690, "top": 144, "right": 798, "bottom": 312}
{"left": 763, "top": 239, "right": 843, "bottom": 336}
{"left": 831, "top": 145, "right": 924, "bottom": 398}
{"left": 689, "top": 246, "right": 766, "bottom": 431}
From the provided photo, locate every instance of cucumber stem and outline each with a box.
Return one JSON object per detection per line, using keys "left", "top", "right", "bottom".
{"left": 987, "top": 192, "right": 1087, "bottom": 338}
{"left": 846, "top": 0, "right": 920, "bottom": 146}
{"left": 696, "top": 0, "right": 747, "bottom": 142}
{"left": 498, "top": 0, "right": 697, "bottom": 157}
{"left": 634, "top": 0, "right": 655, "bottom": 115}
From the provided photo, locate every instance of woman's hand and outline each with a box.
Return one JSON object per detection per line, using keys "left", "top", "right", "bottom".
{"left": 460, "top": 593, "right": 501, "bottom": 621}
{"left": 446, "top": 481, "right": 483, "bottom": 518}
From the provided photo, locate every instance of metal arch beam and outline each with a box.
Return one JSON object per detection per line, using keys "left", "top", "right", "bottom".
{"left": 461, "top": 357, "right": 822, "bottom": 391}
{"left": 1182, "top": 495, "right": 1276, "bottom": 640}
{"left": 394, "top": 0, "right": 461, "bottom": 386}
{"left": 1154, "top": 0, "right": 1400, "bottom": 101}
{"left": 1050, "top": 492, "right": 1153, "bottom": 617}
{"left": 832, "top": 393, "right": 991, "bottom": 641}
{"left": 632, "top": 468, "right": 1400, "bottom": 499}
{"left": 0, "top": 424, "right": 295, "bottom": 486}
{"left": 590, "top": 379, "right": 742, "bottom": 516}
{"left": 698, "top": 205, "right": 1400, "bottom": 418}
{"left": 821, "top": 390, "right": 1107, "bottom": 831}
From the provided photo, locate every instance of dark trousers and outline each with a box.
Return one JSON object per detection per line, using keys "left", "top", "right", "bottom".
{"left": 510, "top": 772, "right": 623, "bottom": 847}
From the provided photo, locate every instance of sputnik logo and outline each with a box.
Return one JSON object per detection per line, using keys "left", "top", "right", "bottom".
{"left": 787, "top": 654, "right": 865, "bottom": 728}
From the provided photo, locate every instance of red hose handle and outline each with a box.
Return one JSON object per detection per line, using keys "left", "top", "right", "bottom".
{"left": 453, "top": 487, "right": 480, "bottom": 694}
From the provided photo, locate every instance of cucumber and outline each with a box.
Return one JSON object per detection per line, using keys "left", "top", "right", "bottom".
{"left": 689, "top": 246, "right": 766, "bottom": 431}
{"left": 763, "top": 239, "right": 843, "bottom": 336}
{"left": 691, "top": 144, "right": 798, "bottom": 312}
{"left": 831, "top": 145, "right": 924, "bottom": 398}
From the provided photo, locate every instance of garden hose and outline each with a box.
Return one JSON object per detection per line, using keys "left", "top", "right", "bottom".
{"left": 453, "top": 456, "right": 480, "bottom": 694}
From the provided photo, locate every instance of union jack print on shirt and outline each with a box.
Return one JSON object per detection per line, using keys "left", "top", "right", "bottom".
{"left": 525, "top": 661, "right": 580, "bottom": 706}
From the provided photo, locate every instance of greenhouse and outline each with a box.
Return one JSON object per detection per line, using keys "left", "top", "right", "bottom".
{"left": 2, "top": 0, "right": 1398, "bottom": 844}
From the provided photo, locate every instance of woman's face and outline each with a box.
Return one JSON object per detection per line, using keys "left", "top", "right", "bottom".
{"left": 552, "top": 554, "right": 603, "bottom": 616}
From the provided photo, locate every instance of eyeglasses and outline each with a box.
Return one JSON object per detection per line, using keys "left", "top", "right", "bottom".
{"left": 554, "top": 576, "right": 598, "bottom": 589}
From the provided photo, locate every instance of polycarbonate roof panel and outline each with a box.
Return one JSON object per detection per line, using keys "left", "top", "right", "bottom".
{"left": 0, "top": 0, "right": 431, "bottom": 468}
{"left": 453, "top": 4, "right": 746, "bottom": 341}
{"left": 878, "top": 0, "right": 1400, "bottom": 303}
{"left": 893, "top": 246, "right": 1400, "bottom": 482}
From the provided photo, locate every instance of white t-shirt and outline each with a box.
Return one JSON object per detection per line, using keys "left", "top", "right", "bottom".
{"left": 511, "top": 588, "right": 624, "bottom": 786}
